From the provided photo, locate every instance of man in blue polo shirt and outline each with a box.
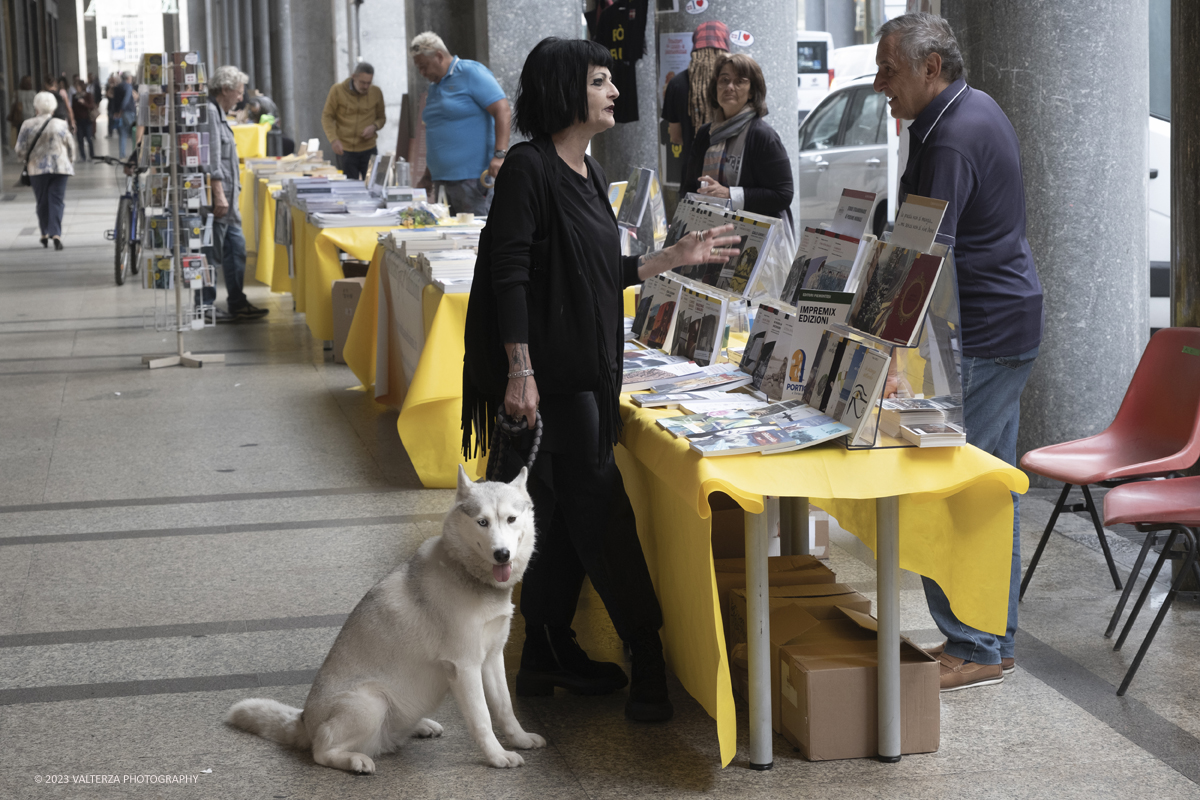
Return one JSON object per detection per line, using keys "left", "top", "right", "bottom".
{"left": 874, "top": 13, "right": 1045, "bottom": 693}
{"left": 410, "top": 32, "right": 511, "bottom": 217}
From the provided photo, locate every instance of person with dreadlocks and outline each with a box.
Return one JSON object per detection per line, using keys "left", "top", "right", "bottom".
{"left": 662, "top": 21, "right": 729, "bottom": 183}
{"left": 461, "top": 37, "right": 739, "bottom": 724}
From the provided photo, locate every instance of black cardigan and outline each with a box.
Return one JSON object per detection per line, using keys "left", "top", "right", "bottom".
{"left": 462, "top": 136, "right": 641, "bottom": 460}
{"left": 681, "top": 115, "right": 794, "bottom": 230}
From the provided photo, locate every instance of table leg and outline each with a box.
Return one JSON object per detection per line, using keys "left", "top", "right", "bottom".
{"left": 745, "top": 501, "right": 773, "bottom": 770}
{"left": 781, "top": 497, "right": 810, "bottom": 556}
{"left": 876, "top": 495, "right": 901, "bottom": 762}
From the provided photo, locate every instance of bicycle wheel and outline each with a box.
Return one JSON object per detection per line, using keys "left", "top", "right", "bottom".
{"left": 114, "top": 196, "right": 133, "bottom": 285}
{"left": 129, "top": 207, "right": 143, "bottom": 275}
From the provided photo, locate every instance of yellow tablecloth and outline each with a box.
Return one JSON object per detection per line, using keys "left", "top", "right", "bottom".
{"left": 292, "top": 221, "right": 396, "bottom": 341}
{"left": 253, "top": 178, "right": 285, "bottom": 290}
{"left": 238, "top": 166, "right": 257, "bottom": 252}
{"left": 231, "top": 122, "right": 269, "bottom": 160}
{"left": 615, "top": 401, "right": 1025, "bottom": 766}
{"left": 343, "top": 245, "right": 387, "bottom": 395}
{"left": 340, "top": 266, "right": 1022, "bottom": 767}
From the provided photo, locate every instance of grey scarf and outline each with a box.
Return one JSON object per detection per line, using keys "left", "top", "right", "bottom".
{"left": 702, "top": 107, "right": 755, "bottom": 188}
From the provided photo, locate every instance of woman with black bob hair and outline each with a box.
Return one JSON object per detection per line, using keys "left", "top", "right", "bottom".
{"left": 463, "top": 37, "right": 738, "bottom": 722}
{"left": 681, "top": 53, "right": 794, "bottom": 230}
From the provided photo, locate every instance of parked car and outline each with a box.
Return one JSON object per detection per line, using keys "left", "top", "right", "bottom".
{"left": 796, "top": 75, "right": 890, "bottom": 236}
{"left": 796, "top": 31, "right": 835, "bottom": 122}
{"left": 829, "top": 43, "right": 878, "bottom": 89}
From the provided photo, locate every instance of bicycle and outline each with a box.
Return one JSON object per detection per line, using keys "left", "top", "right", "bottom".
{"left": 99, "top": 154, "right": 145, "bottom": 286}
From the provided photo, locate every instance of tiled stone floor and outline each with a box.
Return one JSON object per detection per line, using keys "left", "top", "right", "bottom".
{"left": 1, "top": 147, "right": 1197, "bottom": 799}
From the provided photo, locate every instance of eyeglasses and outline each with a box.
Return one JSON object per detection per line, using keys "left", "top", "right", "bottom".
{"left": 717, "top": 76, "right": 750, "bottom": 88}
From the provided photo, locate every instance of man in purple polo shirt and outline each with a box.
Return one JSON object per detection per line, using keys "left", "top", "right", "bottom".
{"left": 874, "top": 12, "right": 1045, "bottom": 692}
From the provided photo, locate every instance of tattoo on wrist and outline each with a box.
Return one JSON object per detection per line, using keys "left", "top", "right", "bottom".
{"left": 639, "top": 250, "right": 668, "bottom": 270}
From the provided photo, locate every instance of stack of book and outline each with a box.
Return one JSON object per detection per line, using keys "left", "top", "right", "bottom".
{"left": 878, "top": 397, "right": 955, "bottom": 438}
{"left": 900, "top": 423, "right": 966, "bottom": 448}
{"left": 655, "top": 399, "right": 851, "bottom": 457}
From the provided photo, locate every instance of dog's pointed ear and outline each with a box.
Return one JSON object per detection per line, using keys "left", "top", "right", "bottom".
{"left": 510, "top": 467, "right": 528, "bottom": 491}
{"left": 456, "top": 464, "right": 473, "bottom": 499}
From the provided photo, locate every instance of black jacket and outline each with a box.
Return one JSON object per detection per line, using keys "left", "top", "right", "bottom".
{"left": 462, "top": 136, "right": 640, "bottom": 461}
{"left": 682, "top": 115, "right": 794, "bottom": 230}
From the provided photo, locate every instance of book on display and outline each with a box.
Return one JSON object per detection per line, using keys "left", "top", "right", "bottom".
{"left": 676, "top": 393, "right": 769, "bottom": 413}
{"left": 900, "top": 422, "right": 966, "bottom": 447}
{"left": 831, "top": 344, "right": 891, "bottom": 446}
{"left": 631, "top": 273, "right": 683, "bottom": 345}
{"left": 630, "top": 390, "right": 749, "bottom": 409}
{"left": 738, "top": 304, "right": 782, "bottom": 390}
{"left": 622, "top": 360, "right": 706, "bottom": 391}
{"left": 888, "top": 194, "right": 948, "bottom": 252}
{"left": 669, "top": 286, "right": 729, "bottom": 366}
{"left": 688, "top": 425, "right": 798, "bottom": 457}
{"left": 847, "top": 243, "right": 943, "bottom": 346}
{"left": 828, "top": 189, "right": 877, "bottom": 238}
{"left": 647, "top": 363, "right": 751, "bottom": 395}
{"left": 774, "top": 288, "right": 856, "bottom": 401}
{"left": 608, "top": 181, "right": 628, "bottom": 216}
{"left": 713, "top": 213, "right": 772, "bottom": 296}
{"left": 879, "top": 397, "right": 953, "bottom": 438}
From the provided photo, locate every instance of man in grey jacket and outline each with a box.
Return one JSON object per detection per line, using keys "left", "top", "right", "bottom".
{"left": 201, "top": 65, "right": 268, "bottom": 321}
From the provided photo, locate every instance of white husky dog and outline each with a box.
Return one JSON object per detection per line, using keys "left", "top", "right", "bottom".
{"left": 225, "top": 466, "right": 545, "bottom": 773}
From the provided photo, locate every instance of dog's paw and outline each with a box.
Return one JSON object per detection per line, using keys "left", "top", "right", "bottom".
{"left": 413, "top": 718, "right": 444, "bottom": 738}
{"left": 348, "top": 754, "right": 375, "bottom": 774}
{"left": 508, "top": 731, "right": 546, "bottom": 749}
{"left": 486, "top": 748, "right": 525, "bottom": 768}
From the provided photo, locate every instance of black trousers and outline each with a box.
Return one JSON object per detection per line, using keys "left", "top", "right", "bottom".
{"left": 493, "top": 392, "right": 663, "bottom": 641}
{"left": 338, "top": 147, "right": 376, "bottom": 180}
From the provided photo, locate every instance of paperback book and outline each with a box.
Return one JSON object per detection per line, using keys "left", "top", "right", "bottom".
{"left": 632, "top": 273, "right": 683, "bottom": 346}
{"left": 847, "top": 244, "right": 943, "bottom": 346}
{"left": 775, "top": 288, "right": 856, "bottom": 401}
{"left": 669, "top": 286, "right": 729, "bottom": 366}
{"left": 901, "top": 422, "right": 966, "bottom": 448}
{"left": 688, "top": 425, "right": 797, "bottom": 457}
{"left": 830, "top": 343, "right": 891, "bottom": 446}
{"left": 738, "top": 303, "right": 783, "bottom": 390}
{"left": 879, "top": 397, "right": 953, "bottom": 438}
{"left": 647, "top": 363, "right": 751, "bottom": 395}
{"left": 623, "top": 360, "right": 706, "bottom": 392}
{"left": 713, "top": 213, "right": 772, "bottom": 295}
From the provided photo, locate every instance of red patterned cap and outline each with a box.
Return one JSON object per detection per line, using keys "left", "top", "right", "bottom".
{"left": 692, "top": 21, "right": 730, "bottom": 51}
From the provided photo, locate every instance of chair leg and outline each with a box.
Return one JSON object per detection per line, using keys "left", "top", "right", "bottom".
{"left": 1105, "top": 531, "right": 1158, "bottom": 638}
{"left": 1081, "top": 484, "right": 1123, "bottom": 591}
{"left": 1118, "top": 527, "right": 1197, "bottom": 696}
{"left": 1020, "top": 483, "right": 1073, "bottom": 601}
{"left": 1115, "top": 529, "right": 1178, "bottom": 651}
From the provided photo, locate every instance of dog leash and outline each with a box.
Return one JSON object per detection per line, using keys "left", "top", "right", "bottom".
{"left": 485, "top": 409, "right": 542, "bottom": 481}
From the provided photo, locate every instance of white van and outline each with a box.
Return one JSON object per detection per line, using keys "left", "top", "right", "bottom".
{"left": 796, "top": 31, "right": 835, "bottom": 122}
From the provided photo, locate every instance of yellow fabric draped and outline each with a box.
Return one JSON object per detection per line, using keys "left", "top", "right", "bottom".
{"left": 231, "top": 122, "right": 268, "bottom": 160}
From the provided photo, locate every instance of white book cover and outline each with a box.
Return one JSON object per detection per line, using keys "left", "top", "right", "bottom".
{"left": 759, "top": 311, "right": 795, "bottom": 402}
{"left": 802, "top": 230, "right": 860, "bottom": 293}
{"left": 739, "top": 304, "right": 782, "bottom": 387}
{"left": 622, "top": 360, "right": 705, "bottom": 391}
{"left": 828, "top": 189, "right": 878, "bottom": 239}
{"left": 889, "top": 194, "right": 948, "bottom": 252}
{"left": 775, "top": 288, "right": 856, "bottom": 403}
{"left": 669, "top": 287, "right": 728, "bottom": 366}
{"left": 634, "top": 273, "right": 684, "bottom": 350}
{"left": 839, "top": 346, "right": 891, "bottom": 446}
{"left": 715, "top": 213, "right": 773, "bottom": 296}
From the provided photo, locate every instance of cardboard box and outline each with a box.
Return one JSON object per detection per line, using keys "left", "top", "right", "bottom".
{"left": 728, "top": 584, "right": 872, "bottom": 651}
{"left": 331, "top": 277, "right": 366, "bottom": 364}
{"left": 715, "top": 555, "right": 835, "bottom": 644}
{"left": 709, "top": 494, "right": 831, "bottom": 560}
{"left": 778, "top": 607, "right": 940, "bottom": 761}
{"left": 725, "top": 603, "right": 823, "bottom": 732}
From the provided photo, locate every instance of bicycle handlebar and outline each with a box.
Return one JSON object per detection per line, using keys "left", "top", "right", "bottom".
{"left": 95, "top": 155, "right": 146, "bottom": 173}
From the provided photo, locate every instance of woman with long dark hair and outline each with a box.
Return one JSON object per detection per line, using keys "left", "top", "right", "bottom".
{"left": 463, "top": 37, "right": 737, "bottom": 722}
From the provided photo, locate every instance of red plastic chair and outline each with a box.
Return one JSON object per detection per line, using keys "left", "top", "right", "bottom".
{"left": 1018, "top": 328, "right": 1200, "bottom": 606}
{"left": 1102, "top": 476, "right": 1200, "bottom": 696}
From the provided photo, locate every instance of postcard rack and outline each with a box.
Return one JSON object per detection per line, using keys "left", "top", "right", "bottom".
{"left": 137, "top": 51, "right": 224, "bottom": 369}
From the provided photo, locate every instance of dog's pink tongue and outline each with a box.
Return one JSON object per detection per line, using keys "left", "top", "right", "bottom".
{"left": 493, "top": 563, "right": 513, "bottom": 583}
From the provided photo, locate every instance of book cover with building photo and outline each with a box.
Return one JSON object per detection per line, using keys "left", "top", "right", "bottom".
{"left": 669, "top": 202, "right": 730, "bottom": 282}
{"left": 712, "top": 214, "right": 771, "bottom": 295}
{"left": 634, "top": 273, "right": 683, "bottom": 348}
{"left": 780, "top": 227, "right": 821, "bottom": 304}
{"left": 802, "top": 229, "right": 862, "bottom": 293}
{"left": 757, "top": 308, "right": 795, "bottom": 400}
{"left": 669, "top": 287, "right": 729, "bottom": 366}
{"left": 739, "top": 303, "right": 780, "bottom": 381}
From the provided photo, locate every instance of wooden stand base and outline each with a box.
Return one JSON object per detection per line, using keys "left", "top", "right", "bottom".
{"left": 142, "top": 352, "right": 226, "bottom": 370}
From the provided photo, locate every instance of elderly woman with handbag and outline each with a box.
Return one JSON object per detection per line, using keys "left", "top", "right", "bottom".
{"left": 16, "top": 91, "right": 76, "bottom": 250}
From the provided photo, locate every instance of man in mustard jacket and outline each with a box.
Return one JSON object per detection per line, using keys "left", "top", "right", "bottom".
{"left": 321, "top": 62, "right": 386, "bottom": 180}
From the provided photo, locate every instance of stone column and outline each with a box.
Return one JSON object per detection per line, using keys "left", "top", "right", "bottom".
{"left": 940, "top": 2, "right": 1148, "bottom": 467}
{"left": 656, "top": 0, "right": 800, "bottom": 227}
{"left": 588, "top": 8, "right": 658, "bottom": 193}
{"left": 1173, "top": 0, "right": 1200, "bottom": 327}
{"left": 477, "top": 0, "right": 579, "bottom": 123}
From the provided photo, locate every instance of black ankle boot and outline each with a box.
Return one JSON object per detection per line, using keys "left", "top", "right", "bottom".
{"left": 625, "top": 629, "right": 673, "bottom": 722}
{"left": 516, "top": 624, "right": 629, "bottom": 697}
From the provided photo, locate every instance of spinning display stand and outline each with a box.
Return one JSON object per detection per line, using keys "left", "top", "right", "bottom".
{"left": 138, "top": 52, "right": 225, "bottom": 369}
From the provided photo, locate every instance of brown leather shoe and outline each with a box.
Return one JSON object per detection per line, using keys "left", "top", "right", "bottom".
{"left": 925, "top": 642, "right": 1015, "bottom": 675}
{"left": 936, "top": 652, "right": 1004, "bottom": 692}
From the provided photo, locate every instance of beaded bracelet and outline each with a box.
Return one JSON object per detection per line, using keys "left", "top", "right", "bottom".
{"left": 508, "top": 368, "right": 535, "bottom": 378}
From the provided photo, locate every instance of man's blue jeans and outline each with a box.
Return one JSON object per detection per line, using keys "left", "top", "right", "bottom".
{"left": 923, "top": 345, "right": 1039, "bottom": 665}
{"left": 200, "top": 221, "right": 247, "bottom": 310}
{"left": 116, "top": 119, "right": 133, "bottom": 159}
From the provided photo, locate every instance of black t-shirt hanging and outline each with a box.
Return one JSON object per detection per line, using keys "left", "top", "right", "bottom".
{"left": 591, "top": 0, "right": 648, "bottom": 123}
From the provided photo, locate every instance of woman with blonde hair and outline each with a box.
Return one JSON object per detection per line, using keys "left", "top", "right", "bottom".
{"left": 16, "top": 91, "right": 76, "bottom": 250}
